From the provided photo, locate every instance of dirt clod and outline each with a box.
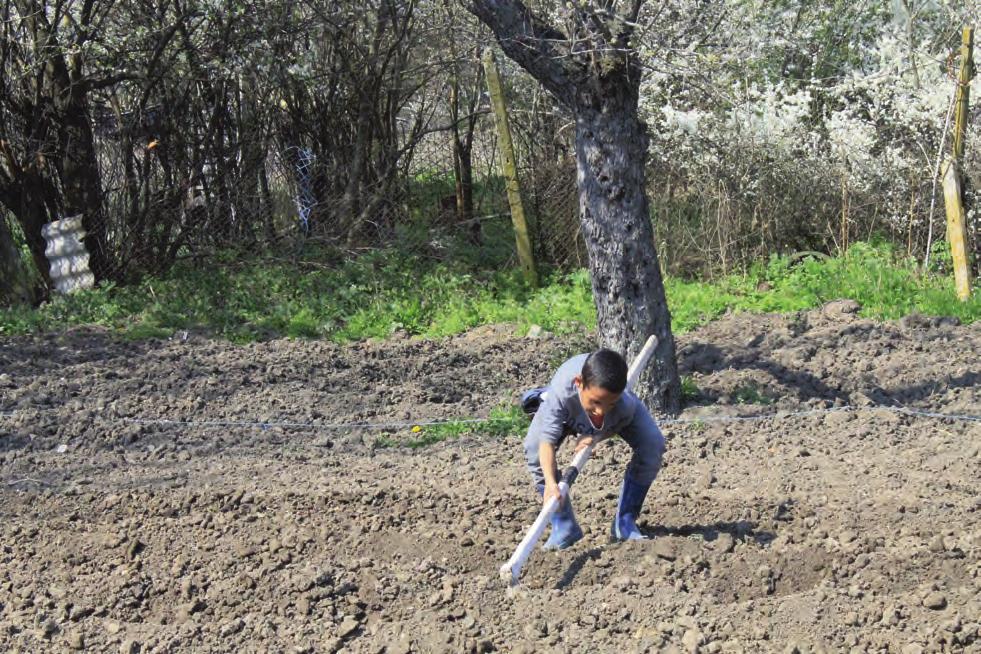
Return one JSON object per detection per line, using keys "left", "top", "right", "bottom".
{"left": 922, "top": 592, "right": 947, "bottom": 610}
{"left": 67, "top": 631, "right": 85, "bottom": 650}
{"left": 682, "top": 628, "right": 704, "bottom": 652}
{"left": 336, "top": 616, "right": 360, "bottom": 638}
{"left": 652, "top": 539, "right": 677, "bottom": 561}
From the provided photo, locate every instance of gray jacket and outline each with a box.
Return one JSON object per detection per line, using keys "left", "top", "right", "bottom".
{"left": 526, "top": 353, "right": 654, "bottom": 446}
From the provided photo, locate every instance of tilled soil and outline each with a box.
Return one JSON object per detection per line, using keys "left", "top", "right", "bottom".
{"left": 1, "top": 301, "right": 979, "bottom": 653}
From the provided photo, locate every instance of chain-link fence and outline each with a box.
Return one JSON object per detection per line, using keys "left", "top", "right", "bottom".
{"left": 2, "top": 81, "right": 590, "bottom": 306}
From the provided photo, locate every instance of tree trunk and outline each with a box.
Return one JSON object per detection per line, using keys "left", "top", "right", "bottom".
{"left": 340, "top": 108, "right": 371, "bottom": 241}
{"left": 4, "top": 176, "right": 56, "bottom": 290}
{"left": 450, "top": 78, "right": 479, "bottom": 244}
{"left": 450, "top": 79, "right": 465, "bottom": 221}
{"left": 468, "top": 0, "right": 681, "bottom": 412}
{"left": 0, "top": 214, "right": 39, "bottom": 306}
{"left": 576, "top": 102, "right": 680, "bottom": 411}
{"left": 259, "top": 162, "right": 277, "bottom": 243}
{"left": 456, "top": 144, "right": 480, "bottom": 244}
{"left": 39, "top": 2, "right": 112, "bottom": 280}
{"left": 60, "top": 103, "right": 113, "bottom": 281}
{"left": 9, "top": 0, "right": 113, "bottom": 282}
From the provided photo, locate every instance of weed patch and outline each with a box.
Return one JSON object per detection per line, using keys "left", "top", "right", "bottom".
{"left": 374, "top": 404, "right": 527, "bottom": 449}
{"left": 1, "top": 241, "right": 978, "bottom": 341}
{"left": 732, "top": 382, "right": 774, "bottom": 405}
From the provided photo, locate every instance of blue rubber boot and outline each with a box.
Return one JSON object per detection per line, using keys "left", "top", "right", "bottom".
{"left": 611, "top": 475, "right": 652, "bottom": 542}
{"left": 520, "top": 388, "right": 547, "bottom": 416}
{"left": 536, "top": 485, "right": 584, "bottom": 550}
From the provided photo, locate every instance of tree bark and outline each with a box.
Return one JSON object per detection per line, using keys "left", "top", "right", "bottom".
{"left": 0, "top": 174, "right": 56, "bottom": 290}
{"left": 576, "top": 103, "right": 679, "bottom": 409}
{"left": 450, "top": 75, "right": 479, "bottom": 243}
{"left": 59, "top": 100, "right": 113, "bottom": 280}
{"left": 0, "top": 213, "right": 39, "bottom": 306}
{"left": 468, "top": 0, "right": 681, "bottom": 412}
{"left": 8, "top": 0, "right": 113, "bottom": 282}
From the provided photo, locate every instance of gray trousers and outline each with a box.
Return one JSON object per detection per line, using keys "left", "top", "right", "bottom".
{"left": 523, "top": 414, "right": 666, "bottom": 489}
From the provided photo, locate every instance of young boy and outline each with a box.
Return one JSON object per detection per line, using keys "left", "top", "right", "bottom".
{"left": 520, "top": 348, "right": 666, "bottom": 549}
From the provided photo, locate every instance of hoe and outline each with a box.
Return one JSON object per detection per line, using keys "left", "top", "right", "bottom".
{"left": 500, "top": 335, "right": 659, "bottom": 588}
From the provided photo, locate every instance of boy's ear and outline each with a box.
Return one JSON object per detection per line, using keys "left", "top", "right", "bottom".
{"left": 573, "top": 375, "right": 583, "bottom": 390}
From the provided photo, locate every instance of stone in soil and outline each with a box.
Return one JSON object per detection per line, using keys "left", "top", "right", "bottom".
{"left": 67, "top": 631, "right": 84, "bottom": 649}
{"left": 336, "top": 616, "right": 360, "bottom": 638}
{"left": 921, "top": 592, "right": 947, "bottom": 610}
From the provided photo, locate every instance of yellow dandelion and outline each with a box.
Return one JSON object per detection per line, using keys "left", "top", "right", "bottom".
{"left": 411, "top": 425, "right": 422, "bottom": 433}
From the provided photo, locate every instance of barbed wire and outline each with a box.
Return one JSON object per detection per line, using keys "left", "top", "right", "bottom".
{"left": 1, "top": 402, "right": 978, "bottom": 438}
{"left": 3, "top": 403, "right": 976, "bottom": 490}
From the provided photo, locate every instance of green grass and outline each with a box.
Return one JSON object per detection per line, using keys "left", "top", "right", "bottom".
{"left": 666, "top": 241, "right": 981, "bottom": 331}
{"left": 0, "top": 246, "right": 592, "bottom": 342}
{"left": 374, "top": 404, "right": 528, "bottom": 449}
{"left": 1, "top": 241, "right": 978, "bottom": 342}
{"left": 680, "top": 375, "right": 701, "bottom": 402}
{"left": 732, "top": 382, "right": 774, "bottom": 405}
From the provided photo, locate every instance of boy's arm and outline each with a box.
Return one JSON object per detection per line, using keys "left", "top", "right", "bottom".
{"left": 529, "top": 391, "right": 567, "bottom": 505}
{"left": 539, "top": 440, "right": 561, "bottom": 504}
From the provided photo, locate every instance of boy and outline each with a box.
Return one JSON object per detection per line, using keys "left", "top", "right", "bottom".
{"left": 520, "top": 348, "right": 666, "bottom": 550}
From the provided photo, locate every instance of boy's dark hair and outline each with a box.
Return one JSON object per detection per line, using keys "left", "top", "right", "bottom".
{"left": 581, "top": 349, "right": 628, "bottom": 393}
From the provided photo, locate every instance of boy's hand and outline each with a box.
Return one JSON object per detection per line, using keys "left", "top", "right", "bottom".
{"left": 574, "top": 435, "right": 600, "bottom": 453}
{"left": 543, "top": 482, "right": 562, "bottom": 506}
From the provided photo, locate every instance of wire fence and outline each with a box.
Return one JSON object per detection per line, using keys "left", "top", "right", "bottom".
{"left": 2, "top": 401, "right": 978, "bottom": 437}
{"left": 2, "top": 21, "right": 977, "bottom": 304}
{"left": 48, "top": 102, "right": 585, "bottom": 286}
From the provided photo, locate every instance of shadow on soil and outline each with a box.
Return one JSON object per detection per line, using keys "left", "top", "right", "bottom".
{"left": 681, "top": 343, "right": 979, "bottom": 407}
{"left": 682, "top": 343, "right": 846, "bottom": 404}
{"left": 647, "top": 519, "right": 775, "bottom": 545}
{"left": 554, "top": 520, "right": 775, "bottom": 590}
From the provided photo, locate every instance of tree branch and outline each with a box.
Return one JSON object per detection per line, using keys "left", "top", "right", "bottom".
{"left": 465, "top": 0, "right": 580, "bottom": 108}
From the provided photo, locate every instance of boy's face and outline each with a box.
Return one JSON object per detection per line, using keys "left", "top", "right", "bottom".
{"left": 574, "top": 376, "right": 621, "bottom": 420}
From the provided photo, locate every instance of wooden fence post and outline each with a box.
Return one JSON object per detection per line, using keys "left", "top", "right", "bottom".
{"left": 482, "top": 48, "right": 538, "bottom": 287}
{"left": 943, "top": 26, "right": 974, "bottom": 301}
{"left": 952, "top": 26, "right": 974, "bottom": 166}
